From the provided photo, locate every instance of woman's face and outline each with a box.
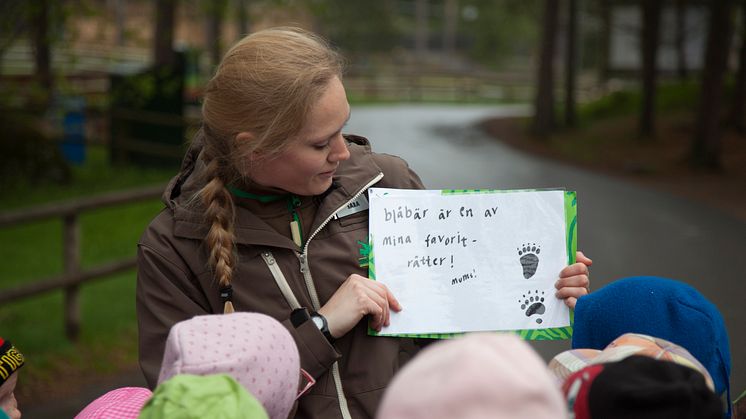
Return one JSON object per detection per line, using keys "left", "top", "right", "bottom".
{"left": 248, "top": 76, "right": 351, "bottom": 196}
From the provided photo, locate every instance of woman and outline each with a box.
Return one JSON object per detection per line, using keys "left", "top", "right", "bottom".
{"left": 136, "top": 27, "right": 591, "bottom": 419}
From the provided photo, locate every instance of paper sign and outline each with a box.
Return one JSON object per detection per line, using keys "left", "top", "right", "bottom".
{"left": 368, "top": 188, "right": 577, "bottom": 340}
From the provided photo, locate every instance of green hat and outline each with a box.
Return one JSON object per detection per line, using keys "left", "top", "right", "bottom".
{"left": 138, "top": 374, "right": 269, "bottom": 419}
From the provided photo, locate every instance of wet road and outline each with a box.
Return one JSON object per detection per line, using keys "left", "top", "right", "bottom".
{"left": 347, "top": 104, "right": 746, "bottom": 397}
{"left": 26, "top": 104, "right": 745, "bottom": 417}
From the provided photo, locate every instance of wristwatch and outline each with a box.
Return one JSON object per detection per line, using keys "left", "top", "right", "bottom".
{"left": 291, "top": 308, "right": 335, "bottom": 343}
{"left": 311, "top": 312, "right": 335, "bottom": 343}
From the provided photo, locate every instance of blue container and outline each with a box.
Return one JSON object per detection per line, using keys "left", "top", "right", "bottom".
{"left": 60, "top": 96, "right": 86, "bottom": 165}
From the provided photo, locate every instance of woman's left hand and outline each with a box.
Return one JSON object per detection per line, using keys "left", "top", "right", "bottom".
{"left": 555, "top": 251, "right": 592, "bottom": 309}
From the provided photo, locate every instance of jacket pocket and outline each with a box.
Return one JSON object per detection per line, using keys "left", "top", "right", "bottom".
{"left": 335, "top": 210, "right": 368, "bottom": 229}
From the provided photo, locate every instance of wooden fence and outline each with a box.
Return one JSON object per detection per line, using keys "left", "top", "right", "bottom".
{"left": 0, "top": 185, "right": 165, "bottom": 341}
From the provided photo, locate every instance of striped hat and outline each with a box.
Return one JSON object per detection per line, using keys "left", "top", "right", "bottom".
{"left": 549, "top": 333, "right": 715, "bottom": 391}
{"left": 0, "top": 337, "right": 24, "bottom": 386}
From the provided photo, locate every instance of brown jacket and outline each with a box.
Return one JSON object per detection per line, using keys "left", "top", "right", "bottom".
{"left": 136, "top": 135, "right": 425, "bottom": 419}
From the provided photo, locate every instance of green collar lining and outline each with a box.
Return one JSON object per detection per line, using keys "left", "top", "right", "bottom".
{"left": 227, "top": 185, "right": 288, "bottom": 203}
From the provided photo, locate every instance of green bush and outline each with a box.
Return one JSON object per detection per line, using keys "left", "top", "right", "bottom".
{"left": 0, "top": 111, "right": 71, "bottom": 190}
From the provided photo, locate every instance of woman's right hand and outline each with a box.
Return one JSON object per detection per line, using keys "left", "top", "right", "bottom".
{"left": 317, "top": 274, "right": 401, "bottom": 338}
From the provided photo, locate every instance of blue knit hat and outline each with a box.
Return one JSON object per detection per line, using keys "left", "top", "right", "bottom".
{"left": 572, "top": 277, "right": 731, "bottom": 410}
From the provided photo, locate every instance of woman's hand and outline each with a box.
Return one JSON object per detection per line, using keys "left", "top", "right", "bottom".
{"left": 318, "top": 274, "right": 401, "bottom": 338}
{"left": 555, "top": 251, "right": 592, "bottom": 309}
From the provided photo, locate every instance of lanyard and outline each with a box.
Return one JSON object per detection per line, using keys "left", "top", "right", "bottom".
{"left": 228, "top": 185, "right": 303, "bottom": 247}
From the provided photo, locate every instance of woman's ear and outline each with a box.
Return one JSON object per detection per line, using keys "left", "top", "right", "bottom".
{"left": 235, "top": 132, "right": 260, "bottom": 162}
{"left": 235, "top": 132, "right": 253, "bottom": 143}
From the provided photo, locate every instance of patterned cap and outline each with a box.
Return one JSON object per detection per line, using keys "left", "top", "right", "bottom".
{"left": 158, "top": 312, "right": 302, "bottom": 419}
{"left": 0, "top": 337, "right": 24, "bottom": 386}
{"left": 549, "top": 333, "right": 715, "bottom": 391}
{"left": 562, "top": 355, "right": 723, "bottom": 419}
{"left": 74, "top": 387, "right": 152, "bottom": 419}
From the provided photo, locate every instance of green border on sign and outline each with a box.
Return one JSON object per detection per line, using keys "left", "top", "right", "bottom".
{"left": 368, "top": 188, "right": 577, "bottom": 340}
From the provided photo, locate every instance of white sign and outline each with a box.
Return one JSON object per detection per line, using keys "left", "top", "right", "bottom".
{"left": 369, "top": 188, "right": 572, "bottom": 336}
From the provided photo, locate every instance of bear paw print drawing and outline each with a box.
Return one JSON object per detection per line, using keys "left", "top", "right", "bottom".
{"left": 519, "top": 290, "right": 546, "bottom": 324}
{"left": 518, "top": 243, "right": 540, "bottom": 279}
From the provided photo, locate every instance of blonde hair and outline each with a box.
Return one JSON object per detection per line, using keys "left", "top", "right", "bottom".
{"left": 197, "top": 27, "right": 344, "bottom": 312}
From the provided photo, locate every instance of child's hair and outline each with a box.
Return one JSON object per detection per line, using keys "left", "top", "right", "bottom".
{"left": 197, "top": 27, "right": 343, "bottom": 312}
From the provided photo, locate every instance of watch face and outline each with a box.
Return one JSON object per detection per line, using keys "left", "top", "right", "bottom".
{"left": 311, "top": 315, "right": 324, "bottom": 330}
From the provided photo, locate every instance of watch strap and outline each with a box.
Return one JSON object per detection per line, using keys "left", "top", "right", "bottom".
{"left": 311, "top": 312, "right": 335, "bottom": 343}
{"left": 290, "top": 307, "right": 311, "bottom": 328}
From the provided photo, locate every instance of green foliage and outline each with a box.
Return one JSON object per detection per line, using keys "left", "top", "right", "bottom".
{"left": 459, "top": 0, "right": 541, "bottom": 69}
{"left": 579, "top": 81, "right": 701, "bottom": 124}
{"left": 308, "top": 0, "right": 401, "bottom": 56}
{"left": 0, "top": 111, "right": 71, "bottom": 191}
{"left": 1, "top": 145, "right": 173, "bottom": 209}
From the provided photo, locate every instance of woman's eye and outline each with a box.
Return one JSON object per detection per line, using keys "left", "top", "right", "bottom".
{"left": 313, "top": 142, "right": 330, "bottom": 150}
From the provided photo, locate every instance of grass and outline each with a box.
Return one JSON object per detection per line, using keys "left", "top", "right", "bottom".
{"left": 577, "top": 80, "right": 701, "bottom": 125}
{"left": 2, "top": 146, "right": 173, "bottom": 210}
{"left": 0, "top": 144, "right": 174, "bottom": 402}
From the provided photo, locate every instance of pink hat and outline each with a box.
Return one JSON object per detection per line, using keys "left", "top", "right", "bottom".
{"left": 74, "top": 387, "right": 152, "bottom": 419}
{"left": 377, "top": 333, "right": 566, "bottom": 419}
{"left": 548, "top": 333, "right": 715, "bottom": 391}
{"left": 158, "top": 312, "right": 304, "bottom": 419}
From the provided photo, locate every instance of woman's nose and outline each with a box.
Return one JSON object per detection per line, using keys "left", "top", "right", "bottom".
{"left": 328, "top": 133, "right": 350, "bottom": 162}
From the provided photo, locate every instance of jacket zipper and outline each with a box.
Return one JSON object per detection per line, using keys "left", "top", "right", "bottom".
{"left": 298, "top": 172, "right": 384, "bottom": 419}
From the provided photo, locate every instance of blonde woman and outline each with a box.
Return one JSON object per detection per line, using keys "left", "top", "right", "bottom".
{"left": 136, "top": 27, "right": 592, "bottom": 419}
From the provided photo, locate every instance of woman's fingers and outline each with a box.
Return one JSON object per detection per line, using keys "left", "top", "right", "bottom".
{"left": 563, "top": 296, "right": 578, "bottom": 309}
{"left": 560, "top": 262, "right": 589, "bottom": 278}
{"left": 576, "top": 251, "right": 593, "bottom": 266}
{"left": 555, "top": 284, "right": 589, "bottom": 299}
{"left": 320, "top": 274, "right": 402, "bottom": 335}
{"left": 556, "top": 273, "right": 590, "bottom": 289}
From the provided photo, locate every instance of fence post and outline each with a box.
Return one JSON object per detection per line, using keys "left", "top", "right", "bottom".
{"left": 63, "top": 213, "right": 81, "bottom": 341}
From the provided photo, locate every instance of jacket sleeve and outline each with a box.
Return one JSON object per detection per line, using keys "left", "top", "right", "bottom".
{"left": 136, "top": 243, "right": 210, "bottom": 389}
{"left": 281, "top": 317, "right": 342, "bottom": 379}
{"left": 372, "top": 153, "right": 426, "bottom": 190}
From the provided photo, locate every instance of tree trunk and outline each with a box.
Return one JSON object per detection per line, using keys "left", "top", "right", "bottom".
{"left": 730, "top": 0, "right": 746, "bottom": 133}
{"left": 206, "top": 0, "right": 228, "bottom": 69}
{"left": 110, "top": 0, "right": 127, "bottom": 46}
{"left": 32, "top": 0, "right": 52, "bottom": 96}
{"left": 599, "top": 0, "right": 611, "bottom": 82}
{"left": 565, "top": 0, "right": 579, "bottom": 128}
{"left": 691, "top": 0, "right": 735, "bottom": 169}
{"left": 154, "top": 0, "right": 177, "bottom": 67}
{"left": 415, "top": 0, "right": 429, "bottom": 57}
{"left": 534, "top": 0, "right": 560, "bottom": 138}
{"left": 443, "top": 0, "right": 458, "bottom": 54}
{"left": 236, "top": 0, "right": 249, "bottom": 37}
{"left": 639, "top": 0, "right": 662, "bottom": 139}
{"left": 675, "top": 0, "right": 688, "bottom": 81}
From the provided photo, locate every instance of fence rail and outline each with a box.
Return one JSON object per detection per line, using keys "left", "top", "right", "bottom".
{"left": 0, "top": 185, "right": 165, "bottom": 341}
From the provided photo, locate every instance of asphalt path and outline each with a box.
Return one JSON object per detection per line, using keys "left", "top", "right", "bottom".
{"left": 347, "top": 103, "right": 746, "bottom": 400}
{"left": 25, "top": 104, "right": 745, "bottom": 417}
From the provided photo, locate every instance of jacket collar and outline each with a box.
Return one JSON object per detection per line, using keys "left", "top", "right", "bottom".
{"left": 165, "top": 134, "right": 382, "bottom": 248}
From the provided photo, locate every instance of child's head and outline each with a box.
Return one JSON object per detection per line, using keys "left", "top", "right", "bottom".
{"left": 158, "top": 312, "right": 310, "bottom": 419}
{"left": 0, "top": 338, "right": 24, "bottom": 419}
{"left": 74, "top": 387, "right": 152, "bottom": 419}
{"left": 377, "top": 333, "right": 566, "bottom": 419}
{"left": 572, "top": 276, "right": 731, "bottom": 398}
{"left": 550, "top": 332, "right": 715, "bottom": 391}
{"left": 140, "top": 374, "right": 268, "bottom": 419}
{"left": 561, "top": 355, "right": 723, "bottom": 419}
